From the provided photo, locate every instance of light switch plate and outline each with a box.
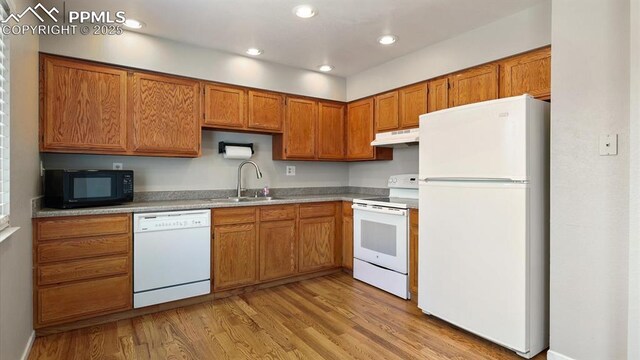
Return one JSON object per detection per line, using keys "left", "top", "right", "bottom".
{"left": 599, "top": 134, "right": 618, "bottom": 156}
{"left": 286, "top": 166, "right": 296, "bottom": 176}
{"left": 113, "top": 162, "right": 124, "bottom": 170}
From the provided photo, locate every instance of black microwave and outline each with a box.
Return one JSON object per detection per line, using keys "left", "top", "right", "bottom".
{"left": 44, "top": 170, "right": 134, "bottom": 209}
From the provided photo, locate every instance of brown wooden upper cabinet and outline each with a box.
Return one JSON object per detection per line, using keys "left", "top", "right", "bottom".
{"left": 449, "top": 64, "right": 499, "bottom": 107}
{"left": 282, "top": 97, "right": 317, "bottom": 159}
{"left": 347, "top": 98, "right": 374, "bottom": 159}
{"left": 40, "top": 55, "right": 201, "bottom": 157}
{"left": 317, "top": 102, "right": 345, "bottom": 160}
{"left": 274, "top": 98, "right": 346, "bottom": 161}
{"left": 500, "top": 46, "right": 551, "bottom": 100}
{"left": 247, "top": 90, "right": 285, "bottom": 132}
{"left": 40, "top": 55, "right": 129, "bottom": 154}
{"left": 130, "top": 72, "right": 201, "bottom": 157}
{"left": 374, "top": 84, "right": 427, "bottom": 133}
{"left": 202, "top": 83, "right": 246, "bottom": 129}
{"left": 375, "top": 91, "right": 399, "bottom": 132}
{"left": 346, "top": 98, "right": 393, "bottom": 161}
{"left": 427, "top": 77, "right": 449, "bottom": 113}
{"left": 399, "top": 83, "right": 428, "bottom": 129}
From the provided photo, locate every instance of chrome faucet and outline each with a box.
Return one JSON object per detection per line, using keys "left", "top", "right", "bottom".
{"left": 236, "top": 161, "right": 263, "bottom": 198}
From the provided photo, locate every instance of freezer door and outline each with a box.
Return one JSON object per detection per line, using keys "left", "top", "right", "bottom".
{"left": 419, "top": 96, "right": 528, "bottom": 180}
{"left": 418, "top": 181, "right": 529, "bottom": 353}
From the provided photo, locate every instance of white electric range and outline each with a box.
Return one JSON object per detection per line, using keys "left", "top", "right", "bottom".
{"left": 352, "top": 174, "right": 418, "bottom": 299}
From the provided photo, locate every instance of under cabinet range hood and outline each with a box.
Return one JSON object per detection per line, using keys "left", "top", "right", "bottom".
{"left": 371, "top": 128, "right": 420, "bottom": 147}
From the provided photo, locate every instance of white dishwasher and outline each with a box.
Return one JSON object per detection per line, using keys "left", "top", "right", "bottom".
{"left": 133, "top": 209, "right": 211, "bottom": 308}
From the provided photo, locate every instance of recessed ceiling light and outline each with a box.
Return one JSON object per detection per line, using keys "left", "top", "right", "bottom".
{"left": 123, "top": 18, "right": 144, "bottom": 29}
{"left": 246, "top": 48, "right": 263, "bottom": 56}
{"left": 318, "top": 65, "right": 334, "bottom": 72}
{"left": 293, "top": 5, "right": 318, "bottom": 18}
{"left": 377, "top": 35, "right": 398, "bottom": 45}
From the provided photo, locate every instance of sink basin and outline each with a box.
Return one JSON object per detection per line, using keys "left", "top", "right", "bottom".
{"left": 212, "top": 197, "right": 282, "bottom": 203}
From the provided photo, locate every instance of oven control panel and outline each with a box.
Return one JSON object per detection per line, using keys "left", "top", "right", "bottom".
{"left": 388, "top": 174, "right": 419, "bottom": 189}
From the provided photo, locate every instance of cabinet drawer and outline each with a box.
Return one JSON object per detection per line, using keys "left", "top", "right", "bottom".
{"left": 299, "top": 202, "right": 336, "bottom": 219}
{"left": 37, "top": 275, "right": 131, "bottom": 326}
{"left": 260, "top": 205, "right": 296, "bottom": 222}
{"left": 36, "top": 214, "right": 131, "bottom": 241}
{"left": 213, "top": 207, "right": 256, "bottom": 225}
{"left": 37, "top": 234, "right": 130, "bottom": 263}
{"left": 410, "top": 209, "right": 419, "bottom": 227}
{"left": 342, "top": 201, "right": 353, "bottom": 217}
{"left": 37, "top": 256, "right": 130, "bottom": 286}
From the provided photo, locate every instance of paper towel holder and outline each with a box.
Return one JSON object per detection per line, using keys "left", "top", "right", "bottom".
{"left": 218, "top": 142, "right": 254, "bottom": 155}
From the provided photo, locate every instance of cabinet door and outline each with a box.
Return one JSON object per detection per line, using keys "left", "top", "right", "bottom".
{"left": 248, "top": 90, "right": 284, "bottom": 132}
{"left": 346, "top": 98, "right": 375, "bottom": 159}
{"left": 37, "top": 275, "right": 131, "bottom": 326}
{"left": 427, "top": 78, "right": 449, "bottom": 113}
{"left": 284, "top": 97, "right": 317, "bottom": 159}
{"left": 375, "top": 91, "right": 399, "bottom": 132}
{"left": 213, "top": 223, "right": 258, "bottom": 290}
{"left": 317, "top": 102, "right": 345, "bottom": 160}
{"left": 399, "top": 84, "right": 427, "bottom": 129}
{"left": 449, "top": 64, "right": 499, "bottom": 107}
{"left": 299, "top": 216, "right": 336, "bottom": 272}
{"left": 41, "top": 56, "right": 128, "bottom": 153}
{"left": 409, "top": 209, "right": 419, "bottom": 296}
{"left": 500, "top": 47, "right": 551, "bottom": 100}
{"left": 130, "top": 72, "right": 201, "bottom": 157}
{"left": 259, "top": 220, "right": 297, "bottom": 281}
{"left": 203, "top": 83, "right": 246, "bottom": 128}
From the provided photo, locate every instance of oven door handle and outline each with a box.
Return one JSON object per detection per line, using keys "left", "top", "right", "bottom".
{"left": 352, "top": 204, "right": 407, "bottom": 216}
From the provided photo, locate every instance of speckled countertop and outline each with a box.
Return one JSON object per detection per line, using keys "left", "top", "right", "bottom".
{"left": 33, "top": 193, "right": 419, "bottom": 218}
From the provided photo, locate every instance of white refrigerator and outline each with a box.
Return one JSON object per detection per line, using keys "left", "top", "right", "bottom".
{"left": 417, "top": 95, "right": 549, "bottom": 359}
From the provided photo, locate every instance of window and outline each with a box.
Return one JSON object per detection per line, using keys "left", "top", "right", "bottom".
{"left": 0, "top": 2, "right": 10, "bottom": 231}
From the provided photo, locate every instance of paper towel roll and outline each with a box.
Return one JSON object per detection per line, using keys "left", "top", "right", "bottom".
{"left": 223, "top": 145, "right": 253, "bottom": 160}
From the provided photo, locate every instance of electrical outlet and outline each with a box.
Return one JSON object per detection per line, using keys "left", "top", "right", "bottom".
{"left": 113, "top": 162, "right": 124, "bottom": 170}
{"left": 286, "top": 166, "right": 296, "bottom": 176}
{"left": 599, "top": 134, "right": 618, "bottom": 156}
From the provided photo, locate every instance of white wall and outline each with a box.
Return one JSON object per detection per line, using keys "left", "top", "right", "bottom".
{"left": 44, "top": 131, "right": 349, "bottom": 192}
{"left": 40, "top": 31, "right": 346, "bottom": 101}
{"left": 345, "top": 0, "right": 551, "bottom": 101}
{"left": 629, "top": 0, "right": 640, "bottom": 358}
{"left": 549, "top": 0, "right": 630, "bottom": 359}
{"left": 348, "top": 147, "right": 418, "bottom": 188}
{"left": 0, "top": 0, "right": 40, "bottom": 358}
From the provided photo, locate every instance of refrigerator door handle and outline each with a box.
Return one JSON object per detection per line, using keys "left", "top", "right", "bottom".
{"left": 420, "top": 177, "right": 528, "bottom": 184}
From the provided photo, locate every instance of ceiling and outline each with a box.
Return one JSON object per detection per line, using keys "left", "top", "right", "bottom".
{"left": 55, "top": 0, "right": 545, "bottom": 77}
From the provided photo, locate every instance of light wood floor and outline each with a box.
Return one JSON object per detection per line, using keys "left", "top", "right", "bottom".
{"left": 29, "top": 273, "right": 547, "bottom": 359}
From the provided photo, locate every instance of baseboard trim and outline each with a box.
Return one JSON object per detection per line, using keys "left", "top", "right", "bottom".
{"left": 20, "top": 331, "right": 35, "bottom": 360}
{"left": 547, "top": 349, "right": 576, "bottom": 360}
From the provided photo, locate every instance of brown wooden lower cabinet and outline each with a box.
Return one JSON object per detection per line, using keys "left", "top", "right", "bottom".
{"left": 299, "top": 216, "right": 336, "bottom": 272}
{"left": 33, "top": 213, "right": 133, "bottom": 329}
{"left": 33, "top": 202, "right": 346, "bottom": 331}
{"left": 37, "top": 275, "right": 131, "bottom": 325}
{"left": 409, "top": 209, "right": 419, "bottom": 296}
{"left": 259, "top": 219, "right": 297, "bottom": 281}
{"left": 342, "top": 201, "right": 354, "bottom": 270}
{"left": 213, "top": 222, "right": 258, "bottom": 290}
